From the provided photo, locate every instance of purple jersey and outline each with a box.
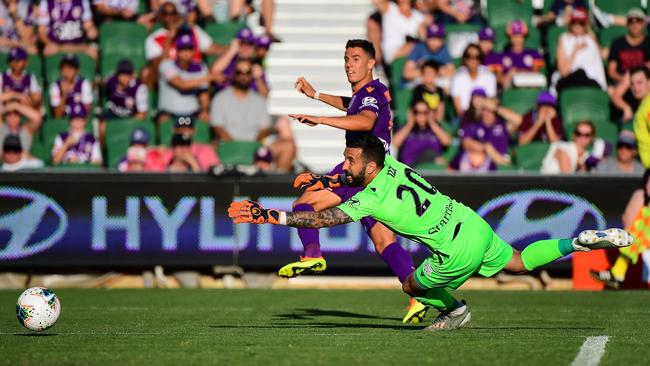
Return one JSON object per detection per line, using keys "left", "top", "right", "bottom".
{"left": 41, "top": 0, "right": 89, "bottom": 43}
{"left": 459, "top": 119, "right": 509, "bottom": 155}
{"left": 397, "top": 128, "right": 444, "bottom": 166}
{"left": 56, "top": 77, "right": 85, "bottom": 116}
{"left": 499, "top": 49, "right": 544, "bottom": 73}
{"left": 346, "top": 79, "right": 392, "bottom": 150}
{"left": 482, "top": 51, "right": 502, "bottom": 73}
{"left": 55, "top": 131, "right": 100, "bottom": 163}
{"left": 105, "top": 75, "right": 144, "bottom": 118}
{"left": 1, "top": 71, "right": 38, "bottom": 95}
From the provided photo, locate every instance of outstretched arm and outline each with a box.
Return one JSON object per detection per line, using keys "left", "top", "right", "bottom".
{"left": 295, "top": 77, "right": 351, "bottom": 111}
{"left": 228, "top": 200, "right": 353, "bottom": 228}
{"left": 289, "top": 110, "right": 376, "bottom": 131}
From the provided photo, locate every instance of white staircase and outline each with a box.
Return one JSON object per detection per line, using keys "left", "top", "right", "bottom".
{"left": 258, "top": 0, "right": 373, "bottom": 172}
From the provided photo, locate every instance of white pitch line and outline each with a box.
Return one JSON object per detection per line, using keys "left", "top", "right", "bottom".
{"left": 571, "top": 336, "right": 609, "bottom": 366}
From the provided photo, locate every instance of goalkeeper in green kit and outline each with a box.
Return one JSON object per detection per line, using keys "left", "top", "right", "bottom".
{"left": 228, "top": 134, "right": 633, "bottom": 331}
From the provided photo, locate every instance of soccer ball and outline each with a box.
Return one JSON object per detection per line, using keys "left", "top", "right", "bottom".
{"left": 16, "top": 287, "right": 61, "bottom": 331}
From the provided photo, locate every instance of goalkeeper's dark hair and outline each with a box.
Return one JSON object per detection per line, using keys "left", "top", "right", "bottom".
{"left": 346, "top": 134, "right": 385, "bottom": 168}
{"left": 346, "top": 39, "right": 376, "bottom": 59}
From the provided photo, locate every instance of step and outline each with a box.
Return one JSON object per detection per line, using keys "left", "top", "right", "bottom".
{"left": 276, "top": 3, "right": 371, "bottom": 14}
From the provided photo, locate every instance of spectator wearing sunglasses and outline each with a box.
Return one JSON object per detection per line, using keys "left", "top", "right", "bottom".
{"left": 541, "top": 120, "right": 609, "bottom": 174}
{"left": 606, "top": 8, "right": 650, "bottom": 84}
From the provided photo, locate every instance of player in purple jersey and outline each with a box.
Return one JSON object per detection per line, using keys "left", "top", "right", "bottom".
{"left": 287, "top": 39, "right": 428, "bottom": 324}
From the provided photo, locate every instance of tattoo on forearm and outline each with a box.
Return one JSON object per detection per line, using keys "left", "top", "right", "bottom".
{"left": 286, "top": 208, "right": 353, "bottom": 228}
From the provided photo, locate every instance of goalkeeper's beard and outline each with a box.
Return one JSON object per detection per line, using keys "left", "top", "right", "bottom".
{"left": 344, "top": 169, "right": 365, "bottom": 187}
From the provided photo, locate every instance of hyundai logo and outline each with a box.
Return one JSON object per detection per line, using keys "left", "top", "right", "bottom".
{"left": 0, "top": 187, "right": 68, "bottom": 259}
{"left": 477, "top": 190, "right": 606, "bottom": 249}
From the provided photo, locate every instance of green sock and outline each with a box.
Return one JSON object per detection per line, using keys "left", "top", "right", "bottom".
{"left": 521, "top": 239, "right": 574, "bottom": 271}
{"left": 415, "top": 288, "right": 456, "bottom": 311}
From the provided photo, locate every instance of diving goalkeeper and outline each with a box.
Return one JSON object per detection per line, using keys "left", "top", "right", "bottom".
{"left": 228, "top": 134, "right": 633, "bottom": 330}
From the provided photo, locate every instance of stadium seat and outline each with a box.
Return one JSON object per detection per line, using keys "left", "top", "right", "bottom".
{"left": 45, "top": 53, "right": 96, "bottom": 83}
{"left": 41, "top": 118, "right": 73, "bottom": 164}
{"left": 559, "top": 88, "right": 610, "bottom": 128}
{"left": 29, "top": 137, "right": 47, "bottom": 162}
{"left": 594, "top": 0, "right": 642, "bottom": 16}
{"left": 48, "top": 163, "right": 104, "bottom": 171}
{"left": 159, "top": 119, "right": 211, "bottom": 146}
{"left": 487, "top": 0, "right": 534, "bottom": 29}
{"left": 204, "top": 22, "right": 246, "bottom": 64}
{"left": 105, "top": 118, "right": 156, "bottom": 168}
{"left": 515, "top": 142, "right": 550, "bottom": 171}
{"left": 99, "top": 21, "right": 148, "bottom": 77}
{"left": 445, "top": 24, "right": 480, "bottom": 59}
{"left": 502, "top": 88, "right": 541, "bottom": 115}
{"left": 494, "top": 25, "right": 541, "bottom": 52}
{"left": 546, "top": 26, "right": 567, "bottom": 67}
{"left": 394, "top": 88, "right": 413, "bottom": 127}
{"left": 217, "top": 141, "right": 261, "bottom": 165}
{"left": 564, "top": 119, "right": 619, "bottom": 146}
{"left": 599, "top": 26, "right": 629, "bottom": 54}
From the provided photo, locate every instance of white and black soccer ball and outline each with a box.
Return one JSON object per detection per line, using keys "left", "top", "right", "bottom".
{"left": 16, "top": 287, "right": 61, "bottom": 331}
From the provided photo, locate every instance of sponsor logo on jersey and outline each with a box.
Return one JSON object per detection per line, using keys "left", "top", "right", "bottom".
{"left": 361, "top": 96, "right": 378, "bottom": 109}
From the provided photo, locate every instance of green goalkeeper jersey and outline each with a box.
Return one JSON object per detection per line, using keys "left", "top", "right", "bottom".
{"left": 337, "top": 155, "right": 473, "bottom": 253}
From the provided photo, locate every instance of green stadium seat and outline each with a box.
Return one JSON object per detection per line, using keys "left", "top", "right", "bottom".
{"left": 594, "top": 0, "right": 642, "bottom": 16}
{"left": 159, "top": 118, "right": 212, "bottom": 146}
{"left": 48, "top": 163, "right": 104, "bottom": 171}
{"left": 99, "top": 21, "right": 148, "bottom": 77}
{"left": 105, "top": 118, "right": 156, "bottom": 168}
{"left": 29, "top": 137, "right": 47, "bottom": 162}
{"left": 565, "top": 119, "right": 619, "bottom": 146}
{"left": 546, "top": 26, "right": 567, "bottom": 68}
{"left": 494, "top": 25, "right": 541, "bottom": 52}
{"left": 45, "top": 53, "right": 96, "bottom": 83}
{"left": 515, "top": 142, "right": 550, "bottom": 171}
{"left": 502, "top": 88, "right": 541, "bottom": 115}
{"left": 217, "top": 141, "right": 261, "bottom": 165}
{"left": 599, "top": 26, "right": 629, "bottom": 53}
{"left": 559, "top": 88, "right": 610, "bottom": 128}
{"left": 487, "top": 0, "right": 534, "bottom": 29}
{"left": 204, "top": 22, "right": 246, "bottom": 64}
{"left": 394, "top": 88, "right": 413, "bottom": 127}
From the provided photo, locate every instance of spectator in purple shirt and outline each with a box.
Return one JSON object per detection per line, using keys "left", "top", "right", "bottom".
{"left": 394, "top": 100, "right": 451, "bottom": 166}
{"left": 37, "top": 0, "right": 98, "bottom": 59}
{"left": 479, "top": 27, "right": 500, "bottom": 75}
{"left": 0, "top": 48, "right": 42, "bottom": 110}
{"left": 452, "top": 88, "right": 513, "bottom": 171}
{"left": 52, "top": 104, "right": 102, "bottom": 165}
{"left": 49, "top": 53, "right": 93, "bottom": 119}
{"left": 496, "top": 20, "right": 545, "bottom": 89}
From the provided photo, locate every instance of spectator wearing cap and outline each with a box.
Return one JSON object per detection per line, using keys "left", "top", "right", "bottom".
{"left": 255, "top": 33, "right": 272, "bottom": 64}
{"left": 497, "top": 20, "right": 545, "bottom": 89}
{"left": 143, "top": 0, "right": 225, "bottom": 87}
{"left": 512, "top": 91, "right": 564, "bottom": 145}
{"left": 534, "top": 0, "right": 588, "bottom": 27}
{"left": 0, "top": 0, "right": 37, "bottom": 54}
{"left": 211, "top": 28, "right": 269, "bottom": 97}
{"left": 449, "top": 44, "right": 497, "bottom": 117}
{"left": 0, "top": 101, "right": 41, "bottom": 157}
{"left": 606, "top": 8, "right": 650, "bottom": 84}
{"left": 393, "top": 99, "right": 451, "bottom": 166}
{"left": 37, "top": 0, "right": 98, "bottom": 59}
{"left": 403, "top": 23, "right": 454, "bottom": 84}
{"left": 165, "top": 115, "right": 219, "bottom": 171}
{"left": 595, "top": 130, "right": 644, "bottom": 175}
{"left": 158, "top": 33, "right": 218, "bottom": 122}
{"left": 411, "top": 60, "right": 446, "bottom": 122}
{"left": 555, "top": 7, "right": 607, "bottom": 92}
{"left": 49, "top": 54, "right": 93, "bottom": 119}
{"left": 612, "top": 66, "right": 650, "bottom": 124}
{"left": 0, "top": 48, "right": 42, "bottom": 110}
{"left": 478, "top": 27, "right": 500, "bottom": 74}
{"left": 117, "top": 127, "right": 150, "bottom": 172}
{"left": 100, "top": 59, "right": 149, "bottom": 144}
{"left": 1, "top": 135, "right": 43, "bottom": 172}
{"left": 210, "top": 59, "right": 296, "bottom": 172}
{"left": 167, "top": 133, "right": 200, "bottom": 172}
{"left": 52, "top": 105, "right": 102, "bottom": 166}
{"left": 436, "top": 0, "right": 483, "bottom": 25}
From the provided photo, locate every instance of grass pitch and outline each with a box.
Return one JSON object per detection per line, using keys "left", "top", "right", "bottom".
{"left": 2, "top": 289, "right": 649, "bottom": 366}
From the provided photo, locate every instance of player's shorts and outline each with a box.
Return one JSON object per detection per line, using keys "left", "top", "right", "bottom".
{"left": 328, "top": 161, "right": 377, "bottom": 234}
{"left": 413, "top": 211, "right": 513, "bottom": 290}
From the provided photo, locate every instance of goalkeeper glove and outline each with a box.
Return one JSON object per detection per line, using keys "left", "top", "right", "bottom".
{"left": 228, "top": 200, "right": 282, "bottom": 225}
{"left": 293, "top": 172, "right": 345, "bottom": 192}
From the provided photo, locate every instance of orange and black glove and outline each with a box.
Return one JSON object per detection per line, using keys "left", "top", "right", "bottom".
{"left": 293, "top": 172, "right": 344, "bottom": 192}
{"left": 228, "top": 200, "right": 282, "bottom": 224}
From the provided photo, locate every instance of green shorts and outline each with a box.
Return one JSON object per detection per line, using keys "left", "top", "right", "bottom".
{"left": 414, "top": 212, "right": 513, "bottom": 290}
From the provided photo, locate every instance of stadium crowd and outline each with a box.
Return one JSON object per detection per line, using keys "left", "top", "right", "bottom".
{"left": 0, "top": 0, "right": 649, "bottom": 175}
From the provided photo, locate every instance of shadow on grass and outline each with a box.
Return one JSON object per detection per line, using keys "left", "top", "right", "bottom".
{"left": 273, "top": 308, "right": 402, "bottom": 321}
{"left": 470, "top": 327, "right": 605, "bottom": 331}
{"left": 13, "top": 333, "right": 58, "bottom": 336}
{"left": 210, "top": 323, "right": 426, "bottom": 331}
